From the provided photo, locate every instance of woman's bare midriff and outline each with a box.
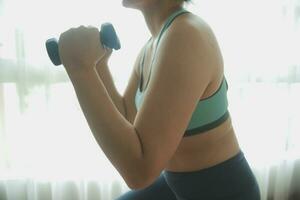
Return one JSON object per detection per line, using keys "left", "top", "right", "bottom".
{"left": 164, "top": 115, "right": 241, "bottom": 172}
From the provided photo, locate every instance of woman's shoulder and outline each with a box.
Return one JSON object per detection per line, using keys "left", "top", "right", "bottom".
{"left": 163, "top": 11, "right": 221, "bottom": 54}
{"left": 161, "top": 11, "right": 223, "bottom": 80}
{"left": 172, "top": 11, "right": 209, "bottom": 28}
{"left": 170, "top": 11, "right": 223, "bottom": 57}
{"left": 170, "top": 11, "right": 216, "bottom": 41}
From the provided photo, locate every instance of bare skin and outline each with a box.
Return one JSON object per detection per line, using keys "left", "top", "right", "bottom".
{"left": 128, "top": 9, "right": 241, "bottom": 172}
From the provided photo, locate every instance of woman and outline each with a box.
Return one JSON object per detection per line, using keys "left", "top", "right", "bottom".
{"left": 58, "top": 0, "right": 261, "bottom": 199}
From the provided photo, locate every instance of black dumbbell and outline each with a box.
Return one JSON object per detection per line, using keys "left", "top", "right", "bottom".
{"left": 45, "top": 23, "right": 121, "bottom": 66}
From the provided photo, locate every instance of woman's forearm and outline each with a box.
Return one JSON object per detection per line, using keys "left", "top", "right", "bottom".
{"left": 95, "top": 63, "right": 126, "bottom": 119}
{"left": 66, "top": 68, "right": 144, "bottom": 188}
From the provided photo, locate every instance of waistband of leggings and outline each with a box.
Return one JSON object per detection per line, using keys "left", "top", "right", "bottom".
{"left": 163, "top": 150, "right": 245, "bottom": 175}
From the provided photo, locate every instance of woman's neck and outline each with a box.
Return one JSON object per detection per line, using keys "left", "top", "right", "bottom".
{"left": 141, "top": 3, "right": 183, "bottom": 40}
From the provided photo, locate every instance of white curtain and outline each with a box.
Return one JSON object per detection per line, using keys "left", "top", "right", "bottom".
{"left": 0, "top": 0, "right": 299, "bottom": 199}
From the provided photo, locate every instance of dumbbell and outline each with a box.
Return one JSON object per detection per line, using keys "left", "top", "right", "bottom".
{"left": 45, "top": 23, "right": 121, "bottom": 66}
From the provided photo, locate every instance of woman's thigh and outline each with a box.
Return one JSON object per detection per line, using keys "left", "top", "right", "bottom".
{"left": 115, "top": 173, "right": 177, "bottom": 200}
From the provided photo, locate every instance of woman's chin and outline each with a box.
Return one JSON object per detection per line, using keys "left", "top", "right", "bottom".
{"left": 122, "top": 0, "right": 139, "bottom": 8}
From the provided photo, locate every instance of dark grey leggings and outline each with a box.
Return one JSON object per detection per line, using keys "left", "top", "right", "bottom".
{"left": 115, "top": 151, "right": 261, "bottom": 200}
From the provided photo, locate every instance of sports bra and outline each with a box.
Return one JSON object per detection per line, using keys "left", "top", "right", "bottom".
{"left": 135, "top": 8, "right": 230, "bottom": 137}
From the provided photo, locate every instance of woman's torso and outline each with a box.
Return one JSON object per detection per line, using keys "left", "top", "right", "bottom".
{"left": 138, "top": 12, "right": 241, "bottom": 172}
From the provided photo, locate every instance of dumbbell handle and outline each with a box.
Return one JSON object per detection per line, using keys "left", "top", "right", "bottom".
{"left": 46, "top": 23, "right": 121, "bottom": 66}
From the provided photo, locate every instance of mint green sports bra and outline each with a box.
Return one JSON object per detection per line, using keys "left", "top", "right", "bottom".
{"left": 135, "top": 8, "right": 230, "bottom": 137}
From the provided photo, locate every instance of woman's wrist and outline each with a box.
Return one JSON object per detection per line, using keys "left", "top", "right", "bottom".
{"left": 65, "top": 64, "right": 98, "bottom": 81}
{"left": 95, "top": 60, "right": 110, "bottom": 76}
{"left": 96, "top": 47, "right": 112, "bottom": 69}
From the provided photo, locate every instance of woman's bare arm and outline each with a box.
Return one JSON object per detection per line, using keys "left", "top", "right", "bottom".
{"left": 95, "top": 46, "right": 145, "bottom": 123}
{"left": 95, "top": 63, "right": 126, "bottom": 117}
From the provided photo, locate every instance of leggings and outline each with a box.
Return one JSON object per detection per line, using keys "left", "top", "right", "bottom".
{"left": 115, "top": 151, "right": 261, "bottom": 200}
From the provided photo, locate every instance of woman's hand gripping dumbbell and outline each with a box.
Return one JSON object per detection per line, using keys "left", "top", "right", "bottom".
{"left": 45, "top": 23, "right": 121, "bottom": 70}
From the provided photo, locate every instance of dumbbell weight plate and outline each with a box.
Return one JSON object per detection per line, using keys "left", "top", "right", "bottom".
{"left": 100, "top": 23, "right": 121, "bottom": 50}
{"left": 45, "top": 38, "right": 61, "bottom": 66}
